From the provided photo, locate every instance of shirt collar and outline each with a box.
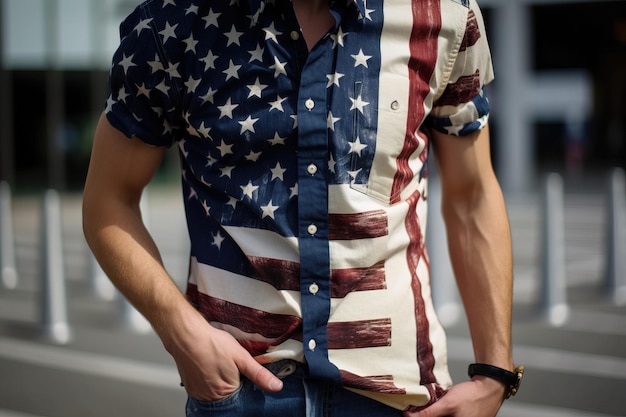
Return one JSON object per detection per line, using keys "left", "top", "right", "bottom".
{"left": 244, "top": 0, "right": 367, "bottom": 23}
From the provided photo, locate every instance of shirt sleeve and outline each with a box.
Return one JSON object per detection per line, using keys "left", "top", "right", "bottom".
{"left": 104, "top": 5, "right": 181, "bottom": 147}
{"left": 427, "top": 0, "right": 495, "bottom": 137}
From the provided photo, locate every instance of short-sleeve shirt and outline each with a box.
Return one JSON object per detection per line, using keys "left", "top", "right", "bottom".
{"left": 105, "top": 0, "right": 494, "bottom": 410}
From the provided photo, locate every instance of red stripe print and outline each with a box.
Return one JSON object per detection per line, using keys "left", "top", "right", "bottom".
{"left": 459, "top": 9, "right": 480, "bottom": 52}
{"left": 436, "top": 70, "right": 481, "bottom": 107}
{"left": 328, "top": 210, "right": 388, "bottom": 240}
{"left": 186, "top": 284, "right": 301, "bottom": 340}
{"left": 405, "top": 190, "right": 436, "bottom": 384}
{"left": 340, "top": 370, "right": 407, "bottom": 395}
{"left": 327, "top": 318, "right": 391, "bottom": 349}
{"left": 390, "top": 0, "right": 441, "bottom": 203}
{"left": 248, "top": 256, "right": 300, "bottom": 291}
{"left": 331, "top": 260, "right": 387, "bottom": 298}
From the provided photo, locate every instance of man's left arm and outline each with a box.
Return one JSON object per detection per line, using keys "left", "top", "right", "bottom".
{"left": 409, "top": 125, "right": 514, "bottom": 417}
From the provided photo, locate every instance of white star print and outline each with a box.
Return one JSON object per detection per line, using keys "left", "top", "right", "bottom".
{"left": 238, "top": 115, "right": 259, "bottom": 134}
{"left": 327, "top": 111, "right": 341, "bottom": 130}
{"left": 185, "top": 4, "right": 199, "bottom": 15}
{"left": 104, "top": 97, "right": 116, "bottom": 113}
{"left": 326, "top": 72, "right": 344, "bottom": 88}
{"left": 152, "top": 106, "right": 164, "bottom": 117}
{"left": 247, "top": 77, "right": 267, "bottom": 98}
{"left": 227, "top": 196, "right": 238, "bottom": 208}
{"left": 201, "top": 200, "right": 211, "bottom": 216}
{"left": 159, "top": 22, "right": 179, "bottom": 44}
{"left": 200, "top": 50, "right": 218, "bottom": 71}
{"left": 349, "top": 94, "right": 370, "bottom": 113}
{"left": 224, "top": 25, "right": 243, "bottom": 47}
{"left": 218, "top": 98, "right": 238, "bottom": 119}
{"left": 444, "top": 124, "right": 465, "bottom": 136}
{"left": 147, "top": 55, "right": 163, "bottom": 73}
{"left": 347, "top": 168, "right": 362, "bottom": 183}
{"left": 269, "top": 132, "right": 286, "bottom": 146}
{"left": 200, "top": 87, "right": 217, "bottom": 104}
{"left": 164, "top": 61, "right": 181, "bottom": 79}
{"left": 223, "top": 60, "right": 242, "bottom": 80}
{"left": 241, "top": 181, "right": 259, "bottom": 199}
{"left": 263, "top": 22, "right": 282, "bottom": 43}
{"left": 269, "top": 56, "right": 287, "bottom": 78}
{"left": 220, "top": 165, "right": 234, "bottom": 178}
{"left": 330, "top": 27, "right": 348, "bottom": 48}
{"left": 185, "top": 76, "right": 201, "bottom": 93}
{"left": 348, "top": 137, "right": 368, "bottom": 156}
{"left": 246, "top": 150, "right": 262, "bottom": 162}
{"left": 269, "top": 95, "right": 286, "bottom": 112}
{"left": 203, "top": 9, "right": 221, "bottom": 28}
{"left": 155, "top": 80, "right": 170, "bottom": 95}
{"left": 162, "top": 0, "right": 175, "bottom": 7}
{"left": 248, "top": 44, "right": 264, "bottom": 62}
{"left": 361, "top": 0, "right": 375, "bottom": 21}
{"left": 289, "top": 183, "right": 298, "bottom": 199}
{"left": 211, "top": 231, "right": 225, "bottom": 249}
{"left": 183, "top": 35, "right": 199, "bottom": 53}
{"left": 197, "top": 122, "right": 212, "bottom": 139}
{"left": 117, "top": 87, "right": 130, "bottom": 103}
{"left": 270, "top": 162, "right": 286, "bottom": 181}
{"left": 328, "top": 154, "right": 336, "bottom": 173}
{"left": 351, "top": 49, "right": 372, "bottom": 68}
{"left": 218, "top": 140, "right": 234, "bottom": 156}
{"left": 260, "top": 200, "right": 279, "bottom": 219}
{"left": 118, "top": 53, "right": 136, "bottom": 74}
{"left": 134, "top": 18, "right": 153, "bottom": 35}
{"left": 206, "top": 154, "right": 217, "bottom": 167}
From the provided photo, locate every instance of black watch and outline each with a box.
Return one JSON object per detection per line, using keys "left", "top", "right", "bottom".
{"left": 467, "top": 363, "right": 524, "bottom": 399}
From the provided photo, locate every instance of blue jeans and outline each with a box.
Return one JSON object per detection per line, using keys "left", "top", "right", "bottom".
{"left": 185, "top": 360, "right": 404, "bottom": 417}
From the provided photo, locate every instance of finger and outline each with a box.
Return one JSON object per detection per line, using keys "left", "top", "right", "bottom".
{"left": 238, "top": 357, "right": 283, "bottom": 392}
{"left": 414, "top": 398, "right": 450, "bottom": 417}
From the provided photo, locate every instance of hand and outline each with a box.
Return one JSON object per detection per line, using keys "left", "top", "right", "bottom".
{"left": 404, "top": 377, "right": 506, "bottom": 417}
{"left": 158, "top": 308, "right": 283, "bottom": 401}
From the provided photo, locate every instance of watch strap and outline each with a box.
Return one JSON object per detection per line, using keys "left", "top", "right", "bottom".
{"left": 467, "top": 363, "right": 524, "bottom": 399}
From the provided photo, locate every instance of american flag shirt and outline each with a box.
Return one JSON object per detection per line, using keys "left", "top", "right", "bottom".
{"left": 105, "top": 0, "right": 494, "bottom": 410}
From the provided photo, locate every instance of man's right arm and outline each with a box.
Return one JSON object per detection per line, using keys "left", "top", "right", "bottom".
{"left": 82, "top": 114, "right": 283, "bottom": 400}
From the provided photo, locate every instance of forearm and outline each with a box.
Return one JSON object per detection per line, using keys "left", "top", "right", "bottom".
{"left": 82, "top": 194, "right": 199, "bottom": 339}
{"left": 442, "top": 181, "right": 513, "bottom": 370}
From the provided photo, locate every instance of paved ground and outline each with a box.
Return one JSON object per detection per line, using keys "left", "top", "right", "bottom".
{"left": 0, "top": 176, "right": 625, "bottom": 417}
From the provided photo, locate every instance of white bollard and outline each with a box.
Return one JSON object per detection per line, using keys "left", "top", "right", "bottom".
{"left": 605, "top": 168, "right": 626, "bottom": 306}
{"left": 539, "top": 173, "right": 569, "bottom": 326}
{"left": 40, "top": 189, "right": 71, "bottom": 344}
{"left": 119, "top": 295, "right": 152, "bottom": 334}
{"left": 0, "top": 181, "right": 18, "bottom": 289}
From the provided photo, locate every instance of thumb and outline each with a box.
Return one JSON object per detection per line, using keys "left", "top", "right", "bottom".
{"left": 407, "top": 399, "right": 449, "bottom": 417}
{"left": 238, "top": 357, "right": 283, "bottom": 393}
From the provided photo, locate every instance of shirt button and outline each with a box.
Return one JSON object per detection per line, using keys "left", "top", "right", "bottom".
{"left": 391, "top": 100, "right": 400, "bottom": 110}
{"left": 308, "top": 339, "right": 317, "bottom": 351}
{"left": 290, "top": 30, "right": 300, "bottom": 41}
{"left": 307, "top": 224, "right": 318, "bottom": 235}
{"left": 307, "top": 163, "right": 318, "bottom": 175}
{"left": 305, "top": 98, "right": 315, "bottom": 110}
{"left": 309, "top": 283, "right": 319, "bottom": 294}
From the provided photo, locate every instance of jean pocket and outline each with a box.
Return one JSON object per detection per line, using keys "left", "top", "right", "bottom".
{"left": 185, "top": 379, "right": 247, "bottom": 415}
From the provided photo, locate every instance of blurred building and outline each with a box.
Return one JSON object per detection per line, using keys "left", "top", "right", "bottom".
{"left": 0, "top": 0, "right": 625, "bottom": 192}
